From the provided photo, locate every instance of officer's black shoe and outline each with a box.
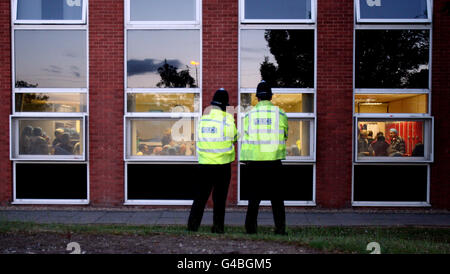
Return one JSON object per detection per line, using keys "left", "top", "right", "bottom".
{"left": 274, "top": 229, "right": 287, "bottom": 236}
{"left": 187, "top": 224, "right": 199, "bottom": 232}
{"left": 245, "top": 223, "right": 257, "bottom": 234}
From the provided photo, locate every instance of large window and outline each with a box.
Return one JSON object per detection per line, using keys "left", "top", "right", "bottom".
{"left": 10, "top": 0, "right": 88, "bottom": 204}
{"left": 124, "top": 0, "right": 201, "bottom": 205}
{"left": 353, "top": 0, "right": 433, "bottom": 206}
{"left": 238, "top": 0, "right": 316, "bottom": 206}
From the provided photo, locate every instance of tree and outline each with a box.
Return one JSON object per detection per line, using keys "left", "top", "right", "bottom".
{"left": 259, "top": 30, "right": 314, "bottom": 88}
{"left": 156, "top": 60, "right": 197, "bottom": 88}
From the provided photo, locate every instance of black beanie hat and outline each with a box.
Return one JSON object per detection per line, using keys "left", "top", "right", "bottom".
{"left": 256, "top": 80, "right": 272, "bottom": 100}
{"left": 211, "top": 88, "right": 229, "bottom": 111}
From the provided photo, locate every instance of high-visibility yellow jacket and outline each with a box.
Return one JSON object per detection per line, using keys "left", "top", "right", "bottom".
{"left": 240, "top": 100, "right": 288, "bottom": 161}
{"left": 197, "top": 108, "right": 237, "bottom": 165}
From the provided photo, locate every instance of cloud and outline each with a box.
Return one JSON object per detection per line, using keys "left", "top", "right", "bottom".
{"left": 127, "top": 58, "right": 183, "bottom": 76}
{"left": 42, "top": 65, "right": 62, "bottom": 74}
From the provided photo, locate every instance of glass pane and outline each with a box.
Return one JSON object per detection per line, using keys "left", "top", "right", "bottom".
{"left": 127, "top": 93, "right": 199, "bottom": 113}
{"left": 240, "top": 29, "right": 314, "bottom": 88}
{"left": 355, "top": 30, "right": 429, "bottom": 89}
{"left": 286, "top": 119, "right": 312, "bottom": 157}
{"left": 357, "top": 120, "right": 426, "bottom": 158}
{"left": 355, "top": 94, "right": 428, "bottom": 113}
{"left": 127, "top": 30, "right": 200, "bottom": 88}
{"left": 130, "top": 0, "right": 196, "bottom": 21}
{"left": 18, "top": 119, "right": 83, "bottom": 156}
{"left": 17, "top": 0, "right": 84, "bottom": 21}
{"left": 15, "top": 93, "right": 87, "bottom": 112}
{"left": 15, "top": 30, "right": 87, "bottom": 88}
{"left": 130, "top": 118, "right": 196, "bottom": 157}
{"left": 240, "top": 93, "right": 314, "bottom": 113}
{"left": 244, "top": 0, "right": 312, "bottom": 20}
{"left": 359, "top": 0, "right": 428, "bottom": 20}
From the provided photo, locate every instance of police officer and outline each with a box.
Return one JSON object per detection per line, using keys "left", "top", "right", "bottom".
{"left": 187, "top": 88, "right": 237, "bottom": 233}
{"left": 240, "top": 81, "right": 288, "bottom": 235}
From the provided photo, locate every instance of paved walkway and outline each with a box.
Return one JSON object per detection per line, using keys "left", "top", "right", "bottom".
{"left": 1, "top": 209, "right": 450, "bottom": 227}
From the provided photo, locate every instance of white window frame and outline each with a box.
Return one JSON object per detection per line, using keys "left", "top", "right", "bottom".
{"left": 240, "top": 0, "right": 316, "bottom": 24}
{"left": 12, "top": 161, "right": 89, "bottom": 205}
{"left": 352, "top": 1, "right": 433, "bottom": 207}
{"left": 351, "top": 163, "right": 431, "bottom": 207}
{"left": 10, "top": 114, "right": 87, "bottom": 161}
{"left": 124, "top": 1, "right": 202, "bottom": 205}
{"left": 12, "top": 0, "right": 87, "bottom": 25}
{"left": 355, "top": 0, "right": 432, "bottom": 24}
{"left": 125, "top": 0, "right": 201, "bottom": 26}
{"left": 238, "top": 3, "right": 317, "bottom": 206}
{"left": 354, "top": 116, "right": 434, "bottom": 163}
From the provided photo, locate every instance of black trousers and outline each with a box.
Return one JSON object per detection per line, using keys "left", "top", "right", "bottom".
{"left": 244, "top": 160, "right": 286, "bottom": 234}
{"left": 187, "top": 163, "right": 231, "bottom": 232}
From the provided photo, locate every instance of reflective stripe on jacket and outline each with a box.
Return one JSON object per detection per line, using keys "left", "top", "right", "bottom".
{"left": 240, "top": 100, "right": 288, "bottom": 161}
{"left": 197, "top": 108, "right": 237, "bottom": 164}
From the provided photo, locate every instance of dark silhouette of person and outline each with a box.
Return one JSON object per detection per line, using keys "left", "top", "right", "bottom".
{"left": 19, "top": 125, "right": 33, "bottom": 154}
{"left": 369, "top": 132, "right": 390, "bottom": 156}
{"left": 30, "top": 127, "right": 49, "bottom": 155}
{"left": 54, "top": 133, "right": 73, "bottom": 155}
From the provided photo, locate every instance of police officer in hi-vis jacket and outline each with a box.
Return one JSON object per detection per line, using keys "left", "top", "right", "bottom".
{"left": 240, "top": 81, "right": 288, "bottom": 235}
{"left": 187, "top": 88, "right": 237, "bottom": 233}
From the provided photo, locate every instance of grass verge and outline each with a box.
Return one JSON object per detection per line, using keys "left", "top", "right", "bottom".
{"left": 0, "top": 221, "right": 449, "bottom": 254}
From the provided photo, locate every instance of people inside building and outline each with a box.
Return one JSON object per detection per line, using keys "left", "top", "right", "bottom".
{"left": 19, "top": 125, "right": 33, "bottom": 154}
{"left": 240, "top": 80, "right": 288, "bottom": 235}
{"left": 367, "top": 130, "right": 374, "bottom": 144}
{"left": 136, "top": 144, "right": 151, "bottom": 156}
{"left": 388, "top": 128, "right": 405, "bottom": 157}
{"left": 54, "top": 133, "right": 74, "bottom": 155}
{"left": 187, "top": 88, "right": 237, "bottom": 234}
{"left": 357, "top": 130, "right": 370, "bottom": 156}
{"left": 30, "top": 127, "right": 49, "bottom": 155}
{"left": 368, "top": 132, "right": 389, "bottom": 156}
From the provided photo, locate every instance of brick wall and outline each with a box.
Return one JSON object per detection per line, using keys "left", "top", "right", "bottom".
{"left": 316, "top": 0, "right": 354, "bottom": 208}
{"left": 431, "top": 0, "right": 450, "bottom": 209}
{"left": 0, "top": 0, "right": 11, "bottom": 206}
{"left": 202, "top": 0, "right": 239, "bottom": 204}
{"left": 89, "top": 0, "right": 124, "bottom": 206}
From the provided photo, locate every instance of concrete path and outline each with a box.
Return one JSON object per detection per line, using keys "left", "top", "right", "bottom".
{"left": 1, "top": 209, "right": 449, "bottom": 227}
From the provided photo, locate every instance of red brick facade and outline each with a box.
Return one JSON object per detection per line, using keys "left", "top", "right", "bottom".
{"left": 0, "top": 0, "right": 448, "bottom": 209}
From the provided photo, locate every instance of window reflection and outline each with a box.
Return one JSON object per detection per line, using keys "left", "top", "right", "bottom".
{"left": 355, "top": 30, "right": 429, "bottom": 89}
{"left": 127, "top": 30, "right": 200, "bottom": 88}
{"left": 130, "top": 0, "right": 196, "bottom": 21}
{"left": 286, "top": 119, "right": 311, "bottom": 157}
{"left": 241, "top": 93, "right": 314, "bottom": 113}
{"left": 244, "top": 0, "right": 311, "bottom": 20}
{"left": 240, "top": 29, "right": 314, "bottom": 88}
{"left": 359, "top": 0, "right": 428, "bottom": 20}
{"left": 127, "top": 93, "right": 199, "bottom": 113}
{"left": 357, "top": 121, "right": 425, "bottom": 158}
{"left": 15, "top": 93, "right": 87, "bottom": 112}
{"left": 18, "top": 119, "right": 83, "bottom": 156}
{"left": 355, "top": 94, "right": 428, "bottom": 113}
{"left": 130, "top": 119, "right": 196, "bottom": 157}
{"left": 15, "top": 30, "right": 87, "bottom": 88}
{"left": 17, "top": 0, "right": 83, "bottom": 21}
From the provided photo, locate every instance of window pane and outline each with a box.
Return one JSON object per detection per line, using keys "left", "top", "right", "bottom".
{"left": 359, "top": 0, "right": 428, "bottom": 20}
{"left": 286, "top": 119, "right": 312, "bottom": 158}
{"left": 16, "top": 163, "right": 87, "bottom": 199}
{"left": 15, "top": 30, "right": 87, "bottom": 88}
{"left": 355, "top": 30, "right": 429, "bottom": 89}
{"left": 127, "top": 30, "right": 200, "bottom": 88}
{"left": 357, "top": 120, "right": 427, "bottom": 158}
{"left": 17, "top": 0, "right": 84, "bottom": 21}
{"left": 127, "top": 93, "right": 199, "bottom": 113}
{"left": 241, "top": 93, "right": 314, "bottom": 113}
{"left": 240, "top": 29, "right": 314, "bottom": 89}
{"left": 130, "top": 0, "right": 196, "bottom": 21}
{"left": 130, "top": 119, "right": 196, "bottom": 157}
{"left": 355, "top": 94, "right": 428, "bottom": 114}
{"left": 17, "top": 119, "right": 83, "bottom": 156}
{"left": 15, "top": 93, "right": 87, "bottom": 112}
{"left": 244, "top": 0, "right": 312, "bottom": 20}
